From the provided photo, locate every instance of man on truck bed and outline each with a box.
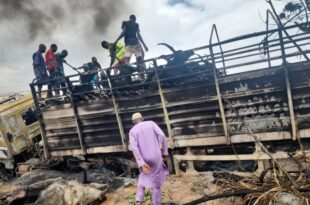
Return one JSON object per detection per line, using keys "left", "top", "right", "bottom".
{"left": 55, "top": 50, "right": 68, "bottom": 96}
{"left": 45, "top": 44, "right": 59, "bottom": 96}
{"left": 114, "top": 15, "right": 148, "bottom": 68}
{"left": 101, "top": 40, "right": 126, "bottom": 67}
{"left": 32, "top": 44, "right": 51, "bottom": 99}
{"left": 129, "top": 112, "right": 168, "bottom": 205}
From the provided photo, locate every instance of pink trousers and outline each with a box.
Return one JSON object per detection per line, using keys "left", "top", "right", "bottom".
{"left": 136, "top": 185, "right": 161, "bottom": 205}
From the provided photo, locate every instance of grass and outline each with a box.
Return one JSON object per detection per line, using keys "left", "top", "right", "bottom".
{"left": 127, "top": 190, "right": 152, "bottom": 205}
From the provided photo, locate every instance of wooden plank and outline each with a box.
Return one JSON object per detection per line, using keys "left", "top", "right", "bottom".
{"left": 43, "top": 108, "right": 74, "bottom": 120}
{"left": 173, "top": 130, "right": 296, "bottom": 147}
{"left": 173, "top": 128, "right": 310, "bottom": 148}
{"left": 50, "top": 145, "right": 124, "bottom": 157}
{"left": 174, "top": 136, "right": 227, "bottom": 147}
{"left": 298, "top": 128, "right": 310, "bottom": 138}
{"left": 173, "top": 150, "right": 310, "bottom": 161}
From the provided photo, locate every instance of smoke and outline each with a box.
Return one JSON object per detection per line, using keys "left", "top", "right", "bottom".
{"left": 0, "top": 0, "right": 133, "bottom": 41}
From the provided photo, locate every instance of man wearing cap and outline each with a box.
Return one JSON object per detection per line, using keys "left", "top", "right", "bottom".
{"left": 129, "top": 112, "right": 168, "bottom": 205}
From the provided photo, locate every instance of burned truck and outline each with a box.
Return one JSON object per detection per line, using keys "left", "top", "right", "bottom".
{"left": 30, "top": 24, "right": 310, "bottom": 174}
{"left": 0, "top": 95, "right": 41, "bottom": 179}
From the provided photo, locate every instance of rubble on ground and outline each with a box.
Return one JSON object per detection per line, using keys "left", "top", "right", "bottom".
{"left": 1, "top": 154, "right": 310, "bottom": 205}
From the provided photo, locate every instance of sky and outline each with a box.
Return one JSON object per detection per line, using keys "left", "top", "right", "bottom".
{"left": 0, "top": 0, "right": 284, "bottom": 94}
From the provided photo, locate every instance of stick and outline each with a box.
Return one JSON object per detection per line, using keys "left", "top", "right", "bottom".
{"left": 64, "top": 62, "right": 81, "bottom": 74}
{"left": 184, "top": 188, "right": 310, "bottom": 205}
{"left": 183, "top": 189, "right": 265, "bottom": 205}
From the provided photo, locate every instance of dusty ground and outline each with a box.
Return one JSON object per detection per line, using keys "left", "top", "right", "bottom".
{"left": 102, "top": 173, "right": 243, "bottom": 205}
{"left": 1, "top": 169, "right": 306, "bottom": 205}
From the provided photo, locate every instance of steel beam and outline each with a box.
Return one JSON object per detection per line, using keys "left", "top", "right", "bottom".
{"left": 153, "top": 60, "right": 174, "bottom": 148}
{"left": 107, "top": 73, "right": 127, "bottom": 152}
{"left": 277, "top": 28, "right": 298, "bottom": 140}
{"left": 66, "top": 79, "right": 86, "bottom": 155}
{"left": 209, "top": 49, "right": 230, "bottom": 144}
{"left": 283, "top": 64, "right": 298, "bottom": 140}
{"left": 70, "top": 96, "right": 86, "bottom": 155}
{"left": 111, "top": 94, "right": 127, "bottom": 151}
{"left": 30, "top": 84, "right": 50, "bottom": 158}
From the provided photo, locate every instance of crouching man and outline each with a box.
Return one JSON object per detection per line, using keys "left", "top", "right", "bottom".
{"left": 129, "top": 112, "right": 169, "bottom": 205}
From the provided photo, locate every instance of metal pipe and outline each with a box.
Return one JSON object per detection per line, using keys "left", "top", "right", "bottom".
{"left": 153, "top": 59, "right": 174, "bottom": 148}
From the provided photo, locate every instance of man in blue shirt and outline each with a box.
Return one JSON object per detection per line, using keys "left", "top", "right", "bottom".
{"left": 32, "top": 44, "right": 51, "bottom": 99}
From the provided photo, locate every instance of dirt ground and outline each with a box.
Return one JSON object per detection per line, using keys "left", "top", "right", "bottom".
{"left": 102, "top": 173, "right": 243, "bottom": 205}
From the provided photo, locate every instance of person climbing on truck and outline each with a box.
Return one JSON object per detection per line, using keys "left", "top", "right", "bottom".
{"left": 55, "top": 50, "right": 68, "bottom": 96}
{"left": 32, "top": 44, "right": 52, "bottom": 99}
{"left": 101, "top": 40, "right": 126, "bottom": 68}
{"left": 129, "top": 112, "right": 169, "bottom": 205}
{"left": 114, "top": 15, "right": 148, "bottom": 68}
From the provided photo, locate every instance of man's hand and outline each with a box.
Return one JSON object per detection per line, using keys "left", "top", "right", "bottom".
{"left": 113, "top": 41, "right": 118, "bottom": 48}
{"left": 163, "top": 155, "right": 168, "bottom": 161}
{"left": 141, "top": 164, "right": 150, "bottom": 174}
{"left": 144, "top": 46, "right": 149, "bottom": 52}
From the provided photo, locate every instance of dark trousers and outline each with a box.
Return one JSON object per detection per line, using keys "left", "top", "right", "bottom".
{"left": 49, "top": 69, "right": 60, "bottom": 95}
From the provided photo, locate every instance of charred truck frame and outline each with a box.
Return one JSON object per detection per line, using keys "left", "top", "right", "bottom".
{"left": 30, "top": 23, "right": 310, "bottom": 174}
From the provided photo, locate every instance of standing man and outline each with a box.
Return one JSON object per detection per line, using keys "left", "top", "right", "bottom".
{"left": 101, "top": 40, "right": 126, "bottom": 67}
{"left": 87, "top": 57, "right": 102, "bottom": 83}
{"left": 88, "top": 57, "right": 102, "bottom": 71}
{"left": 129, "top": 113, "right": 169, "bottom": 205}
{"left": 32, "top": 44, "right": 51, "bottom": 99}
{"left": 115, "top": 15, "right": 148, "bottom": 67}
{"left": 45, "top": 44, "right": 59, "bottom": 96}
{"left": 55, "top": 50, "right": 68, "bottom": 95}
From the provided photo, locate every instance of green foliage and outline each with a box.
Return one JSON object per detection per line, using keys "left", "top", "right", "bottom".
{"left": 127, "top": 190, "right": 152, "bottom": 205}
{"left": 279, "top": 1, "right": 303, "bottom": 20}
{"left": 276, "top": 0, "right": 310, "bottom": 32}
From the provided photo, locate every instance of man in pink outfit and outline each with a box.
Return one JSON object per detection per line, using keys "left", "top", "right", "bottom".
{"left": 129, "top": 112, "right": 169, "bottom": 205}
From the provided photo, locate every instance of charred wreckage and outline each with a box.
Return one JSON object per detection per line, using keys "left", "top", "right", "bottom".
{"left": 0, "top": 22, "right": 310, "bottom": 183}
{"left": 0, "top": 22, "right": 305, "bottom": 178}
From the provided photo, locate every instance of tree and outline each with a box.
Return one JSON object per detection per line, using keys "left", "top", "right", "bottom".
{"left": 277, "top": 0, "right": 310, "bottom": 32}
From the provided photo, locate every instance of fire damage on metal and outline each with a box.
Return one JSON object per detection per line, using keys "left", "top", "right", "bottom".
{"left": 2, "top": 9, "right": 310, "bottom": 205}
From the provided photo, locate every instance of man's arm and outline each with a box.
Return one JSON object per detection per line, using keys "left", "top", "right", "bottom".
{"left": 96, "top": 62, "right": 102, "bottom": 70}
{"left": 109, "top": 57, "right": 115, "bottom": 67}
{"left": 33, "top": 53, "right": 41, "bottom": 68}
{"left": 33, "top": 54, "right": 42, "bottom": 78}
{"left": 137, "top": 31, "right": 148, "bottom": 52}
{"left": 129, "top": 131, "right": 146, "bottom": 168}
{"left": 152, "top": 121, "right": 168, "bottom": 156}
{"left": 109, "top": 47, "right": 116, "bottom": 67}
{"left": 115, "top": 27, "right": 126, "bottom": 44}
